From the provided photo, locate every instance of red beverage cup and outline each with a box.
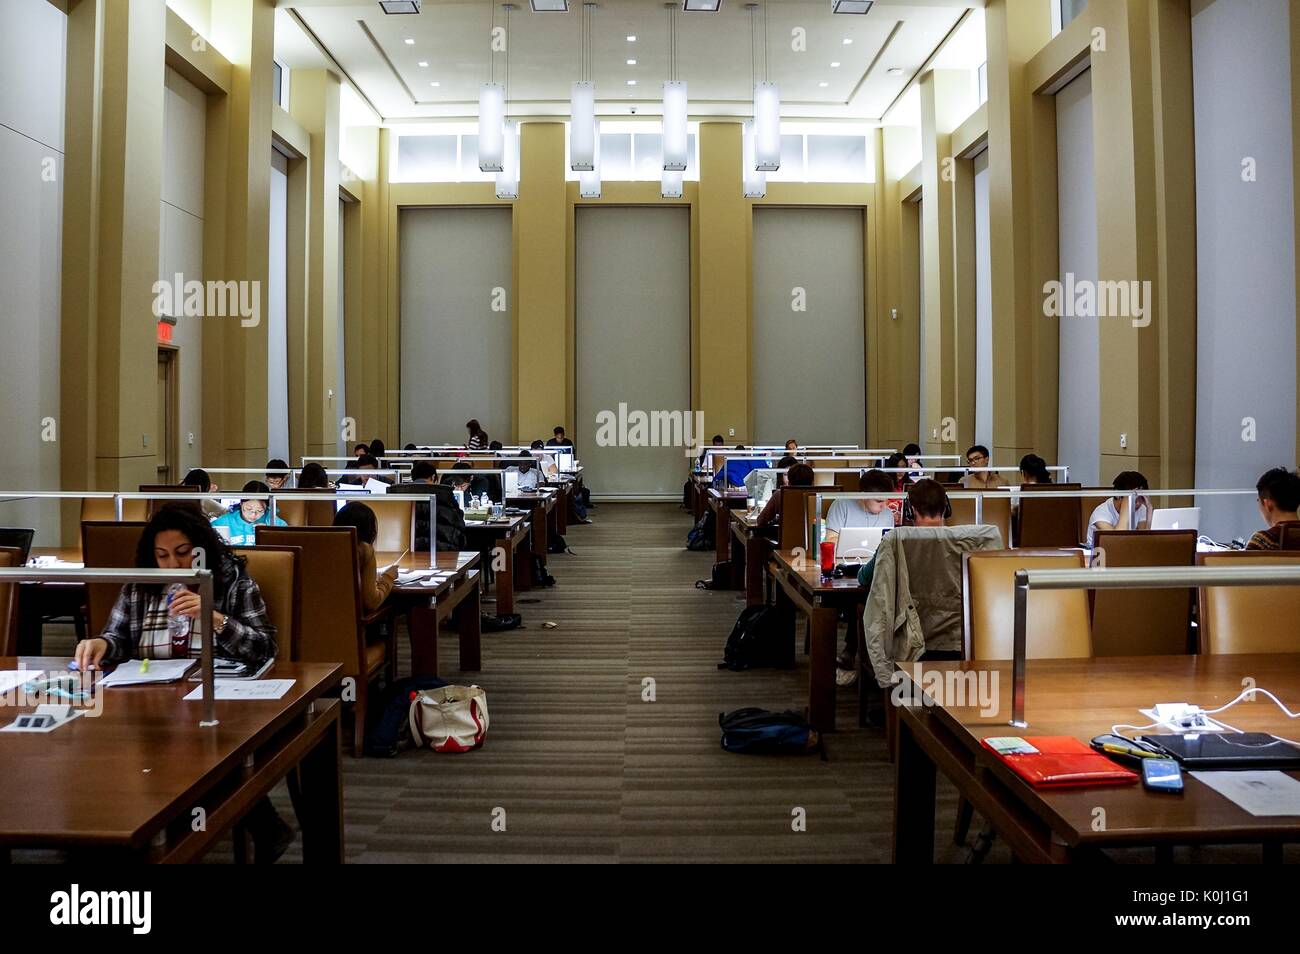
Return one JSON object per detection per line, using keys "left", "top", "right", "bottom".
{"left": 820, "top": 540, "right": 835, "bottom": 575}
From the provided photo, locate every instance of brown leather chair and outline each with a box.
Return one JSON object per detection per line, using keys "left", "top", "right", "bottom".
{"left": 1196, "top": 550, "right": 1300, "bottom": 654}
{"left": 948, "top": 494, "right": 1012, "bottom": 549}
{"left": 81, "top": 521, "right": 149, "bottom": 636}
{"left": 0, "top": 546, "right": 22, "bottom": 656}
{"left": 254, "top": 525, "right": 395, "bottom": 754}
{"left": 1090, "top": 530, "right": 1196, "bottom": 656}
{"left": 270, "top": 493, "right": 308, "bottom": 527}
{"left": 1015, "top": 484, "right": 1083, "bottom": 548}
{"left": 81, "top": 497, "right": 147, "bottom": 523}
{"left": 233, "top": 545, "right": 301, "bottom": 661}
{"left": 963, "top": 549, "right": 1092, "bottom": 660}
{"left": 366, "top": 498, "right": 417, "bottom": 553}
{"left": 1278, "top": 521, "right": 1300, "bottom": 551}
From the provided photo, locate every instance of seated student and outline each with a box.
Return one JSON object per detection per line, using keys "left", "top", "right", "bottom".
{"left": 72, "top": 507, "right": 291, "bottom": 859}
{"left": 333, "top": 502, "right": 397, "bottom": 613}
{"left": 755, "top": 462, "right": 815, "bottom": 530}
{"left": 546, "top": 426, "right": 574, "bottom": 448}
{"left": 297, "top": 461, "right": 334, "bottom": 490}
{"left": 530, "top": 439, "right": 560, "bottom": 477}
{"left": 403, "top": 443, "right": 417, "bottom": 451}
{"left": 443, "top": 459, "right": 489, "bottom": 503}
{"left": 210, "top": 481, "right": 286, "bottom": 545}
{"left": 353, "top": 442, "right": 370, "bottom": 459}
{"left": 1019, "top": 453, "right": 1053, "bottom": 485}
{"left": 698, "top": 433, "right": 725, "bottom": 471}
{"left": 960, "top": 444, "right": 1007, "bottom": 490}
{"left": 181, "top": 468, "right": 226, "bottom": 519}
{"left": 387, "top": 461, "right": 468, "bottom": 551}
{"left": 488, "top": 440, "right": 504, "bottom": 452}
{"left": 881, "top": 453, "right": 910, "bottom": 525}
{"left": 823, "top": 469, "right": 897, "bottom": 543}
{"left": 352, "top": 453, "right": 391, "bottom": 486}
{"left": 265, "top": 458, "right": 290, "bottom": 491}
{"left": 466, "top": 419, "right": 489, "bottom": 450}
{"left": 1088, "top": 471, "right": 1151, "bottom": 545}
{"left": 369, "top": 439, "right": 387, "bottom": 462}
{"left": 745, "top": 454, "right": 796, "bottom": 510}
{"left": 1246, "top": 467, "right": 1300, "bottom": 550}
{"left": 785, "top": 438, "right": 799, "bottom": 452}
{"left": 837, "top": 479, "right": 951, "bottom": 685}
{"left": 505, "top": 454, "right": 542, "bottom": 492}
{"left": 902, "top": 442, "right": 925, "bottom": 481}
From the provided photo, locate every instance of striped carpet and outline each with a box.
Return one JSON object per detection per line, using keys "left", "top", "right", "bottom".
{"left": 299, "top": 501, "right": 938, "bottom": 863}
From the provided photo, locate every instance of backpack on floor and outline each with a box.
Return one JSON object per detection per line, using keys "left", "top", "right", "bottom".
{"left": 719, "top": 708, "right": 823, "bottom": 757}
{"left": 695, "top": 560, "right": 733, "bottom": 591}
{"left": 409, "top": 684, "right": 490, "bottom": 753}
{"left": 482, "top": 612, "right": 523, "bottom": 631}
{"left": 686, "top": 509, "right": 715, "bottom": 551}
{"left": 364, "top": 674, "right": 450, "bottom": 757}
{"left": 717, "top": 604, "right": 795, "bottom": 670}
{"left": 547, "top": 533, "right": 569, "bottom": 554}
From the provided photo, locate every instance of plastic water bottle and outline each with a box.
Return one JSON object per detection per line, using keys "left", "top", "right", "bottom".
{"left": 166, "top": 583, "right": 193, "bottom": 656}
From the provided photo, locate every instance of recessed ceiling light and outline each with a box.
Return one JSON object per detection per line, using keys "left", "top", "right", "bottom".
{"left": 831, "top": 0, "right": 873, "bottom": 13}
{"left": 627, "top": 79, "right": 637, "bottom": 85}
{"left": 403, "top": 37, "right": 415, "bottom": 45}
{"left": 627, "top": 59, "right": 636, "bottom": 65}
{"left": 430, "top": 81, "right": 440, "bottom": 87}
{"left": 682, "top": 0, "right": 721, "bottom": 11}
{"left": 380, "top": 0, "right": 422, "bottom": 13}
{"left": 819, "top": 81, "right": 829, "bottom": 87}
{"left": 418, "top": 60, "right": 428, "bottom": 67}
{"left": 831, "top": 61, "right": 840, "bottom": 68}
{"left": 529, "top": 0, "right": 569, "bottom": 11}
{"left": 887, "top": 67, "right": 903, "bottom": 76}
{"left": 627, "top": 35, "right": 637, "bottom": 42}
{"left": 843, "top": 38, "right": 853, "bottom": 45}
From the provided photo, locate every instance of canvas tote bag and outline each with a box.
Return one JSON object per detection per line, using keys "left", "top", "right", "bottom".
{"left": 408, "top": 685, "right": 489, "bottom": 752}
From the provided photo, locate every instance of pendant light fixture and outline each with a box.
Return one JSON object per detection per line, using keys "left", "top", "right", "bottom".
{"left": 662, "top": 3, "right": 688, "bottom": 172}
{"left": 496, "top": 4, "right": 520, "bottom": 198}
{"left": 579, "top": 120, "right": 602, "bottom": 197}
{"left": 742, "top": 120, "right": 765, "bottom": 198}
{"left": 570, "top": 3, "right": 597, "bottom": 171}
{"left": 479, "top": 0, "right": 506, "bottom": 172}
{"left": 749, "top": 2, "right": 780, "bottom": 171}
{"left": 661, "top": 169, "right": 683, "bottom": 198}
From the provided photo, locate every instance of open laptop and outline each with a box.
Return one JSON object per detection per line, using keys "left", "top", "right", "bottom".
{"left": 1150, "top": 507, "right": 1200, "bottom": 531}
{"left": 835, "top": 526, "right": 890, "bottom": 561}
{"left": 0, "top": 528, "right": 36, "bottom": 565}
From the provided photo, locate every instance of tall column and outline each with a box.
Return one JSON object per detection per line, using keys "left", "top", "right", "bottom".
{"left": 289, "top": 69, "right": 341, "bottom": 461}
{"left": 60, "top": 0, "right": 167, "bottom": 496}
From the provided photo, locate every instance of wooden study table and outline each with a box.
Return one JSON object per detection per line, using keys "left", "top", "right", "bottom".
{"left": 729, "top": 508, "right": 771, "bottom": 605}
{"left": 892, "top": 654, "right": 1300, "bottom": 864}
{"left": 0, "top": 656, "right": 343, "bottom": 863}
{"left": 507, "top": 489, "right": 558, "bottom": 560}
{"left": 381, "top": 551, "right": 482, "bottom": 677}
{"left": 768, "top": 549, "right": 867, "bottom": 733}
{"left": 461, "top": 514, "right": 531, "bottom": 615}
{"left": 707, "top": 487, "right": 748, "bottom": 570}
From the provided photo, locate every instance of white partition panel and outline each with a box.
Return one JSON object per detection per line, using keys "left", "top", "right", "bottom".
{"left": 1192, "top": 0, "right": 1297, "bottom": 542}
{"left": 400, "top": 207, "right": 513, "bottom": 445}
{"left": 973, "top": 148, "right": 994, "bottom": 451}
{"left": 1055, "top": 68, "right": 1100, "bottom": 487}
{"left": 752, "top": 207, "right": 866, "bottom": 446}
{"left": 575, "top": 207, "right": 691, "bottom": 496}
{"left": 267, "top": 150, "right": 290, "bottom": 462}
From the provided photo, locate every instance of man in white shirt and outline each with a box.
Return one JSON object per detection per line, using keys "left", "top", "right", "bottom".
{"left": 1088, "top": 470, "right": 1151, "bottom": 545}
{"left": 823, "top": 469, "right": 897, "bottom": 542}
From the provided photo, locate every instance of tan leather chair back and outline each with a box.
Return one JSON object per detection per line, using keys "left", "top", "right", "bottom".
{"left": 1279, "top": 522, "right": 1300, "bottom": 551}
{"left": 948, "top": 494, "right": 1012, "bottom": 550}
{"left": 832, "top": 470, "right": 859, "bottom": 492}
{"left": 81, "top": 498, "right": 148, "bottom": 523}
{"left": 1090, "top": 530, "right": 1196, "bottom": 655}
{"left": 255, "top": 526, "right": 364, "bottom": 676}
{"left": 233, "top": 545, "right": 301, "bottom": 660}
{"left": 81, "top": 521, "right": 150, "bottom": 635}
{"left": 1017, "top": 488, "right": 1083, "bottom": 548}
{"left": 0, "top": 547, "right": 21, "bottom": 656}
{"left": 274, "top": 495, "right": 308, "bottom": 527}
{"left": 778, "top": 487, "right": 820, "bottom": 551}
{"left": 367, "top": 498, "right": 416, "bottom": 552}
{"left": 964, "top": 549, "right": 1092, "bottom": 660}
{"left": 1197, "top": 550, "right": 1300, "bottom": 654}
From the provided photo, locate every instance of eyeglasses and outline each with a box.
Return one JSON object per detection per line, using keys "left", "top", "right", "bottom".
{"left": 966, "top": 454, "right": 987, "bottom": 465}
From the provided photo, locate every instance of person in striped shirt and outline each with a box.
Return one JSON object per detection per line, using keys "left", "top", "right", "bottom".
{"left": 1246, "top": 467, "right": 1300, "bottom": 550}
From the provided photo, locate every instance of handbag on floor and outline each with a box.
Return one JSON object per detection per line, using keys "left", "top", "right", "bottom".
{"left": 409, "top": 684, "right": 490, "bottom": 753}
{"left": 719, "top": 708, "right": 823, "bottom": 758}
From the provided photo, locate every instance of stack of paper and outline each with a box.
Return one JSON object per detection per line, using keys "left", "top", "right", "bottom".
{"left": 98, "top": 659, "right": 196, "bottom": 686}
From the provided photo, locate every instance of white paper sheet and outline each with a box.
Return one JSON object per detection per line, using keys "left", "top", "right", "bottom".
{"left": 1191, "top": 770, "right": 1300, "bottom": 817}
{"left": 183, "top": 679, "right": 296, "bottom": 701}
{"left": 98, "top": 659, "right": 196, "bottom": 687}
{"left": 0, "top": 670, "right": 43, "bottom": 694}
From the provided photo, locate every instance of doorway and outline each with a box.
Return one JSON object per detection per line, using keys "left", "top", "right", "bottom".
{"left": 156, "top": 347, "right": 178, "bottom": 483}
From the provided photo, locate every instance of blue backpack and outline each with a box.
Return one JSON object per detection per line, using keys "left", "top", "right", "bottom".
{"left": 719, "top": 708, "right": 824, "bottom": 758}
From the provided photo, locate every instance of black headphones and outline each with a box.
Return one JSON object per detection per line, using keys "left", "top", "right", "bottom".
{"left": 902, "top": 488, "right": 952, "bottom": 525}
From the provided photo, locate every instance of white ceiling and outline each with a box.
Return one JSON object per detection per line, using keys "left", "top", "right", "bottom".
{"left": 275, "top": 0, "right": 980, "bottom": 123}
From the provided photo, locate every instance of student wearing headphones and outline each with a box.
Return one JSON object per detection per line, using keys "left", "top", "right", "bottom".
{"left": 838, "top": 479, "right": 951, "bottom": 685}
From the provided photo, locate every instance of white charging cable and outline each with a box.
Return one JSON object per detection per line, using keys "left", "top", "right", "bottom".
{"left": 1113, "top": 688, "right": 1300, "bottom": 747}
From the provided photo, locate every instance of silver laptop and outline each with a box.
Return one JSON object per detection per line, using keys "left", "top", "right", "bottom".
{"left": 1150, "top": 507, "right": 1200, "bottom": 531}
{"left": 835, "top": 526, "right": 889, "bottom": 561}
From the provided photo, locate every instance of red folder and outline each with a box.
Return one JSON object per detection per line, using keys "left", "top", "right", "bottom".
{"left": 980, "top": 736, "right": 1139, "bottom": 789}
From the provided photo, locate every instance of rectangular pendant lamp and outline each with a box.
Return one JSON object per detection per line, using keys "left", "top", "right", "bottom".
{"left": 742, "top": 119, "right": 765, "bottom": 198}
{"left": 752, "top": 81, "right": 781, "bottom": 171}
{"left": 478, "top": 83, "right": 506, "bottom": 172}
{"left": 495, "top": 120, "right": 519, "bottom": 199}
{"left": 571, "top": 81, "right": 596, "bottom": 171}
{"left": 662, "top": 81, "right": 688, "bottom": 171}
{"left": 579, "top": 120, "right": 601, "bottom": 198}
{"left": 661, "top": 169, "right": 683, "bottom": 198}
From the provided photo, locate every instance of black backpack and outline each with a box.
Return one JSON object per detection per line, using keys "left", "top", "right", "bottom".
{"left": 717, "top": 604, "right": 795, "bottom": 671}
{"left": 365, "top": 674, "right": 449, "bottom": 756}
{"left": 482, "top": 612, "right": 523, "bottom": 632}
{"left": 719, "top": 708, "right": 823, "bottom": 757}
{"left": 686, "top": 509, "right": 715, "bottom": 551}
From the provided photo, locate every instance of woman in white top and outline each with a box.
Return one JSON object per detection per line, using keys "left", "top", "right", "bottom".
{"left": 1088, "top": 470, "right": 1151, "bottom": 546}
